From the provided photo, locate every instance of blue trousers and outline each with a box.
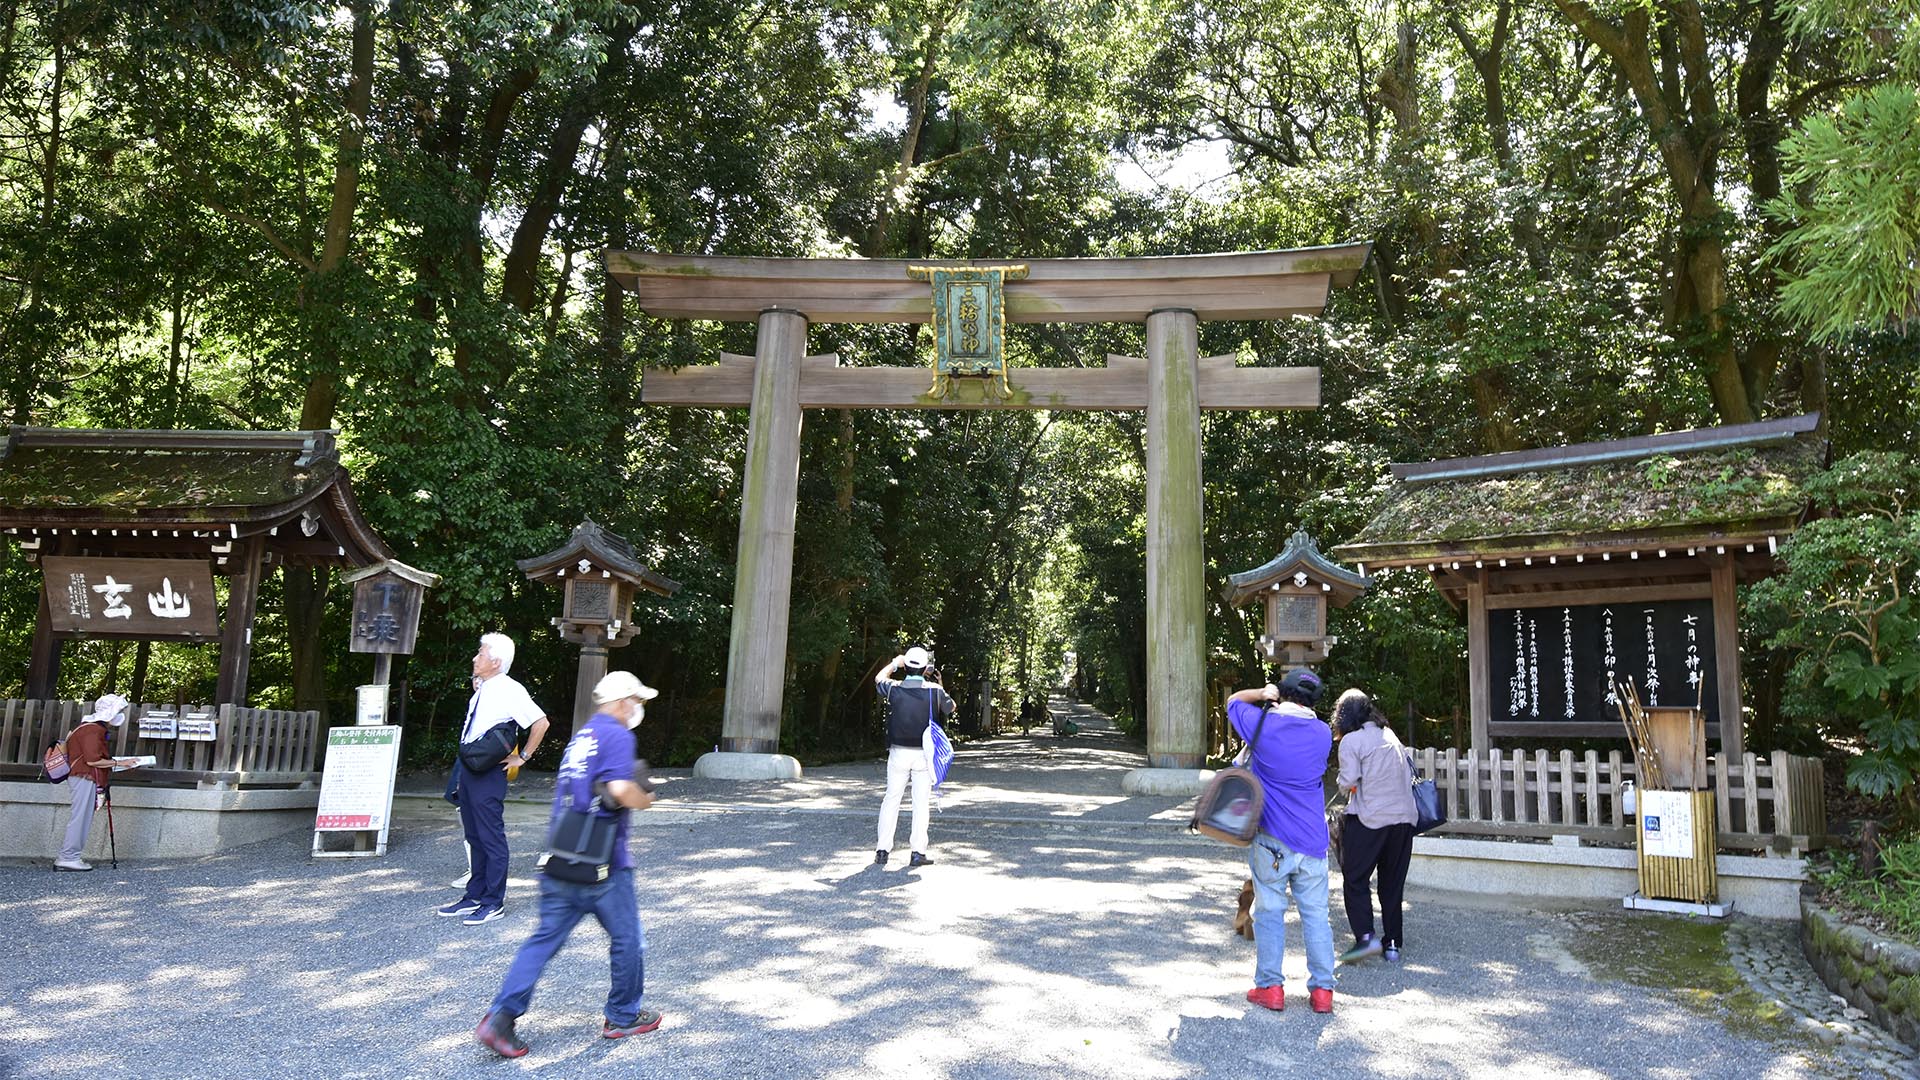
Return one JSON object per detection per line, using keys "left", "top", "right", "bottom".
{"left": 491, "top": 868, "right": 645, "bottom": 1026}
{"left": 456, "top": 763, "right": 510, "bottom": 909}
{"left": 1247, "top": 831, "right": 1336, "bottom": 991}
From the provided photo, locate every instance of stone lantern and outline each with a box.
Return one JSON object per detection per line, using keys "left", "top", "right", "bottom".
{"left": 1222, "top": 531, "right": 1369, "bottom": 669}
{"left": 517, "top": 519, "right": 680, "bottom": 726}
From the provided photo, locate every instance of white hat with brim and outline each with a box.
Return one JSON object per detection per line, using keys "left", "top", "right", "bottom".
{"left": 90, "top": 693, "right": 130, "bottom": 727}
{"left": 903, "top": 646, "right": 931, "bottom": 670}
{"left": 591, "top": 671, "right": 659, "bottom": 706}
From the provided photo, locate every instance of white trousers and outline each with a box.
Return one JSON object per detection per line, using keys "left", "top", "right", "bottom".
{"left": 877, "top": 745, "right": 932, "bottom": 854}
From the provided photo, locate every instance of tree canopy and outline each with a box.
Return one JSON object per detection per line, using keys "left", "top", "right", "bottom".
{"left": 0, "top": 0, "right": 1913, "bottom": 802}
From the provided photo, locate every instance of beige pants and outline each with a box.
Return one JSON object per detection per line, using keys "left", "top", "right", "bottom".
{"left": 876, "top": 745, "right": 932, "bottom": 854}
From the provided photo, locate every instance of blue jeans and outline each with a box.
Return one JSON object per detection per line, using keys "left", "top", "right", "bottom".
{"left": 491, "top": 867, "right": 646, "bottom": 1025}
{"left": 1247, "top": 831, "right": 1335, "bottom": 991}
{"left": 457, "top": 763, "right": 510, "bottom": 909}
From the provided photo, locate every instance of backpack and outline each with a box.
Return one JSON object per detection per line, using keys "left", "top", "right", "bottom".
{"left": 41, "top": 736, "right": 72, "bottom": 784}
{"left": 1189, "top": 708, "right": 1269, "bottom": 847}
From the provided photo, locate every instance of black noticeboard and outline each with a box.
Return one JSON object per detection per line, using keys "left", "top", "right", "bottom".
{"left": 1489, "top": 599, "right": 1717, "bottom": 728}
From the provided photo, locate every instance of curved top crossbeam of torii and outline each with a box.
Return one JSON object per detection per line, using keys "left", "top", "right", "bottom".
{"left": 607, "top": 244, "right": 1371, "bottom": 411}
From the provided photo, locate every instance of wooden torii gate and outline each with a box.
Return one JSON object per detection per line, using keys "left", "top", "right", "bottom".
{"left": 609, "top": 246, "right": 1371, "bottom": 789}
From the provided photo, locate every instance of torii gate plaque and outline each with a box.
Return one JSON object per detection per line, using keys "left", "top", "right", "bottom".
{"left": 609, "top": 245, "right": 1371, "bottom": 789}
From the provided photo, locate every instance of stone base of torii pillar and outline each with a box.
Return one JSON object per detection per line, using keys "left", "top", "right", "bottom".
{"left": 692, "top": 751, "right": 803, "bottom": 780}
{"left": 1119, "top": 768, "right": 1216, "bottom": 797}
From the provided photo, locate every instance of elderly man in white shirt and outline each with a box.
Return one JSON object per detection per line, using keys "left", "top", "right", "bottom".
{"left": 440, "top": 633, "right": 550, "bottom": 925}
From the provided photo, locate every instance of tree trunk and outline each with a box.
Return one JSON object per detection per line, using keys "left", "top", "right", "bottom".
{"left": 287, "top": 0, "right": 375, "bottom": 720}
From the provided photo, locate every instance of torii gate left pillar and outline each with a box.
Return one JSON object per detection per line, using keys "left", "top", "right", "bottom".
{"left": 610, "top": 247, "right": 1371, "bottom": 788}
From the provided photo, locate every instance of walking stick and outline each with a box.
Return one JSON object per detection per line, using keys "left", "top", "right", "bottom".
{"left": 105, "top": 789, "right": 117, "bottom": 870}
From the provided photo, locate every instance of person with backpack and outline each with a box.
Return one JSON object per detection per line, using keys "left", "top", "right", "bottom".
{"left": 873, "top": 647, "right": 955, "bottom": 868}
{"left": 1227, "top": 668, "right": 1336, "bottom": 1014}
{"left": 476, "top": 671, "right": 661, "bottom": 1058}
{"left": 1332, "top": 688, "right": 1419, "bottom": 965}
{"left": 54, "top": 694, "right": 140, "bottom": 872}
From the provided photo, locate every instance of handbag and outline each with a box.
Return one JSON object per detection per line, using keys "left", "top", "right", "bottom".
{"left": 1409, "top": 751, "right": 1446, "bottom": 834}
{"left": 1189, "top": 709, "right": 1268, "bottom": 847}
{"left": 540, "top": 804, "right": 620, "bottom": 884}
{"left": 458, "top": 719, "right": 520, "bottom": 774}
{"left": 925, "top": 696, "right": 954, "bottom": 787}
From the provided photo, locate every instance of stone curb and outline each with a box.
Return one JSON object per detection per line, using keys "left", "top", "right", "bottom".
{"left": 1801, "top": 894, "right": 1920, "bottom": 1051}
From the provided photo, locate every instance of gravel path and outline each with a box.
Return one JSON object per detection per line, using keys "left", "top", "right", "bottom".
{"left": 2, "top": 700, "right": 1909, "bottom": 1079}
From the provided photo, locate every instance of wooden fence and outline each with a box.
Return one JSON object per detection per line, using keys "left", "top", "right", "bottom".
{"left": 0, "top": 699, "right": 322, "bottom": 787}
{"left": 1411, "top": 746, "right": 1827, "bottom": 852}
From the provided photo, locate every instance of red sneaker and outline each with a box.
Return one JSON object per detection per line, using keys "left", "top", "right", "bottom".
{"left": 1245, "top": 985, "right": 1284, "bottom": 1011}
{"left": 602, "top": 1009, "right": 662, "bottom": 1039}
{"left": 1309, "top": 987, "right": 1334, "bottom": 1014}
{"left": 475, "top": 1010, "right": 529, "bottom": 1058}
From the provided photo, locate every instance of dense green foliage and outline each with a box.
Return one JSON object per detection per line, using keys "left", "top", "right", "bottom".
{"left": 1752, "top": 453, "right": 1920, "bottom": 821}
{"left": 0, "top": 1, "right": 1913, "bottom": 794}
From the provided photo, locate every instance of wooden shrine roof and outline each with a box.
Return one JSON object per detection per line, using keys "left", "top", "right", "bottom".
{"left": 1223, "top": 530, "right": 1369, "bottom": 607}
{"left": 0, "top": 427, "right": 393, "bottom": 567}
{"left": 1333, "top": 416, "right": 1828, "bottom": 571}
{"left": 517, "top": 518, "right": 680, "bottom": 596}
{"left": 607, "top": 245, "right": 1372, "bottom": 324}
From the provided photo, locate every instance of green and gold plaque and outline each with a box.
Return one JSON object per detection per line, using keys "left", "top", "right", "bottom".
{"left": 907, "top": 264, "right": 1028, "bottom": 396}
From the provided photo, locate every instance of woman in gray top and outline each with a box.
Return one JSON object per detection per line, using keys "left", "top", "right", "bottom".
{"left": 1333, "top": 689, "right": 1418, "bottom": 963}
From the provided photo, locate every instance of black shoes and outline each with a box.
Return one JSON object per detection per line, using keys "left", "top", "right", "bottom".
{"left": 874, "top": 849, "right": 888, "bottom": 866}
{"left": 909, "top": 852, "right": 932, "bottom": 868}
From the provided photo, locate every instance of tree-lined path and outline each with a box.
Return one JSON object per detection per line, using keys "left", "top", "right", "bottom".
{"left": 3, "top": 700, "right": 1910, "bottom": 1079}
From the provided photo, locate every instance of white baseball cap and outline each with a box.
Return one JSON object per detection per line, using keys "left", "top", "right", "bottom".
{"left": 591, "top": 671, "right": 659, "bottom": 705}
{"left": 903, "top": 647, "right": 931, "bottom": 670}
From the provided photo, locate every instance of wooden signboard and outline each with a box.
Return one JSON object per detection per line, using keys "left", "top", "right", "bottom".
{"left": 350, "top": 574, "right": 425, "bottom": 654}
{"left": 40, "top": 556, "right": 219, "bottom": 638}
{"left": 1489, "top": 598, "right": 1717, "bottom": 729}
{"left": 312, "top": 725, "right": 403, "bottom": 858}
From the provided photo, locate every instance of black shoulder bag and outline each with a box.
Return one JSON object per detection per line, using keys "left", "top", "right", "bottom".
{"left": 541, "top": 782, "right": 621, "bottom": 884}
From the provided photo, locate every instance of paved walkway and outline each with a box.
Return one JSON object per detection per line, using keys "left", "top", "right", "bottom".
{"left": 2, "top": 698, "right": 1912, "bottom": 1078}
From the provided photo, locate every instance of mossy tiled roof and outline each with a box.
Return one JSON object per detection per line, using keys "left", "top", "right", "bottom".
{"left": 1336, "top": 438, "right": 1824, "bottom": 566}
{"left": 0, "top": 445, "right": 335, "bottom": 517}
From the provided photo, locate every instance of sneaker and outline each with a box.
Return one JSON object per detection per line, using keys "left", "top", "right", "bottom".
{"left": 463, "top": 905, "right": 506, "bottom": 926}
{"left": 874, "top": 849, "right": 888, "bottom": 866}
{"left": 909, "top": 852, "right": 933, "bottom": 867}
{"left": 1309, "top": 987, "right": 1334, "bottom": 1014}
{"left": 1338, "top": 934, "right": 1382, "bottom": 964}
{"left": 1245, "top": 985, "right": 1284, "bottom": 1011}
{"left": 438, "top": 898, "right": 483, "bottom": 918}
{"left": 1383, "top": 945, "right": 1401, "bottom": 963}
{"left": 601, "top": 1009, "right": 662, "bottom": 1039}
{"left": 53, "top": 857, "right": 93, "bottom": 872}
{"left": 475, "top": 1010, "right": 528, "bottom": 1058}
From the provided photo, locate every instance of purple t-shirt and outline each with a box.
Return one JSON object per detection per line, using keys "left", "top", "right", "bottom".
{"left": 1229, "top": 699, "right": 1332, "bottom": 858}
{"left": 552, "top": 711, "right": 638, "bottom": 871}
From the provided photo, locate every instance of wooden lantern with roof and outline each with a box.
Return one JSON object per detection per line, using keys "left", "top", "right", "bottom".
{"left": 517, "top": 519, "right": 680, "bottom": 726}
{"left": 1223, "top": 530, "right": 1371, "bottom": 670}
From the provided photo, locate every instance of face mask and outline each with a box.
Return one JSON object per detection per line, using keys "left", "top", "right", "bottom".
{"left": 627, "top": 702, "right": 645, "bottom": 730}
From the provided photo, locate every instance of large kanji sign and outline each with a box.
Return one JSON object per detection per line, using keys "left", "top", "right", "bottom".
{"left": 40, "top": 556, "right": 219, "bottom": 638}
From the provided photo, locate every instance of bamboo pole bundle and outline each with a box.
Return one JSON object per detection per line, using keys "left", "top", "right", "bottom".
{"left": 1614, "top": 678, "right": 1667, "bottom": 789}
